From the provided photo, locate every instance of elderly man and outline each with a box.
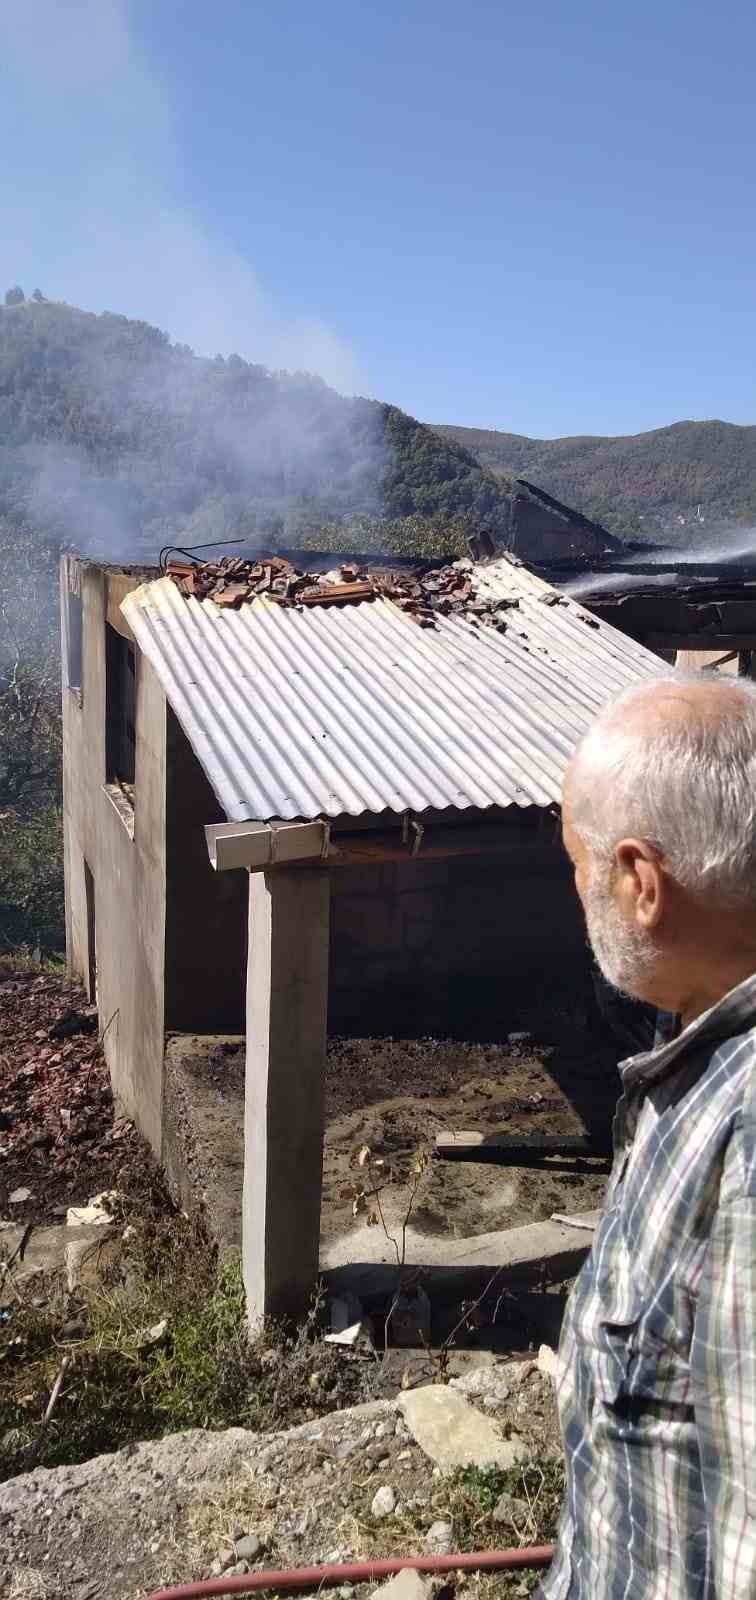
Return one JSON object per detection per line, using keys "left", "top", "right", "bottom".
{"left": 541, "top": 673, "right": 756, "bottom": 1600}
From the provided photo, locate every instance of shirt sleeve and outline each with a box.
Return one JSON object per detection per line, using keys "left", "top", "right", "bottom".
{"left": 690, "top": 1196, "right": 756, "bottom": 1596}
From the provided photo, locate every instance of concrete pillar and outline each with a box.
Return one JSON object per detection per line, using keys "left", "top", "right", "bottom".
{"left": 243, "top": 866, "right": 330, "bottom": 1325}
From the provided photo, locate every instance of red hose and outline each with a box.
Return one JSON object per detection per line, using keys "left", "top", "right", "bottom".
{"left": 146, "top": 1545, "right": 555, "bottom": 1599}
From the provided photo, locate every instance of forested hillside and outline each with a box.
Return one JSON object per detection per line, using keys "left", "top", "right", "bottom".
{"left": 436, "top": 420, "right": 756, "bottom": 543}
{"left": 0, "top": 296, "right": 512, "bottom": 564}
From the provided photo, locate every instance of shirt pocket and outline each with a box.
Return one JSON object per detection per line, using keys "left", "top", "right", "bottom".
{"left": 577, "top": 1215, "right": 650, "bottom": 1412}
{"left": 584, "top": 1262, "right": 691, "bottom": 1415}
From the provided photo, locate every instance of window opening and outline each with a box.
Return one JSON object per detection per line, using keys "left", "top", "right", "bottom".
{"left": 105, "top": 623, "right": 136, "bottom": 804}
{"left": 84, "top": 859, "right": 97, "bottom": 1005}
{"left": 64, "top": 582, "right": 83, "bottom": 695}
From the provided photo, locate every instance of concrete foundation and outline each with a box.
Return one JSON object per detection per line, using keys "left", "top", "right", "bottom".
{"left": 162, "top": 1034, "right": 245, "bottom": 1248}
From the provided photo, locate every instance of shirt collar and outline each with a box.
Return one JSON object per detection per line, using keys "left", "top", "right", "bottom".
{"left": 618, "top": 969, "right": 756, "bottom": 1092}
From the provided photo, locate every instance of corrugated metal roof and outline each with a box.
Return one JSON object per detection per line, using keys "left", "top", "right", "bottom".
{"left": 121, "top": 556, "right": 661, "bottom": 824}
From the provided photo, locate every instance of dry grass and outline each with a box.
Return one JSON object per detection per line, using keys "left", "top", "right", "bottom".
{"left": 0, "top": 1177, "right": 374, "bottom": 1480}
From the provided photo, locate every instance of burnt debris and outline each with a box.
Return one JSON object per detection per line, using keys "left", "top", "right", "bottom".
{"left": 165, "top": 553, "right": 519, "bottom": 632}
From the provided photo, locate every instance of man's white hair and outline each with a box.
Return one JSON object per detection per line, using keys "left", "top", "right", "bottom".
{"left": 568, "top": 672, "right": 756, "bottom": 908}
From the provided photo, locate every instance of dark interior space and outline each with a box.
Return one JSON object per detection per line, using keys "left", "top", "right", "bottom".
{"left": 164, "top": 711, "right": 248, "bottom": 1032}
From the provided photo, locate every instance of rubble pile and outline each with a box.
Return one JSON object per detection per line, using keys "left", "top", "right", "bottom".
{"left": 165, "top": 554, "right": 518, "bottom": 632}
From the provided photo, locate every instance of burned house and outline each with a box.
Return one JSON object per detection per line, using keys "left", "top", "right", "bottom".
{"left": 61, "top": 549, "right": 659, "bottom": 1320}
{"left": 496, "top": 478, "right": 625, "bottom": 568}
{"left": 574, "top": 558, "right": 756, "bottom": 676}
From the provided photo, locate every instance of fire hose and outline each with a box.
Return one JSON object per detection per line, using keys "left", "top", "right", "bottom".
{"left": 146, "top": 1544, "right": 555, "bottom": 1599}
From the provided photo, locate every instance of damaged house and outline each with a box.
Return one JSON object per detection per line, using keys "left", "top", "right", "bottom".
{"left": 61, "top": 548, "right": 659, "bottom": 1320}
{"left": 570, "top": 558, "right": 756, "bottom": 676}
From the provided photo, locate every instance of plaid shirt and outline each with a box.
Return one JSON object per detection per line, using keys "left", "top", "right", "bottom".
{"left": 542, "top": 974, "right": 756, "bottom": 1600}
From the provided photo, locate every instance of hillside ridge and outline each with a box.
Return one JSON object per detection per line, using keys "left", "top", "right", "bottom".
{"left": 435, "top": 419, "right": 756, "bottom": 543}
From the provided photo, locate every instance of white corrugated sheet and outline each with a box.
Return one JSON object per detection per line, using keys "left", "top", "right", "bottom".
{"left": 121, "top": 556, "right": 660, "bottom": 823}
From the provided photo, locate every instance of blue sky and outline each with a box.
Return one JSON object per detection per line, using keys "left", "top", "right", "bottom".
{"left": 2, "top": 0, "right": 754, "bottom": 435}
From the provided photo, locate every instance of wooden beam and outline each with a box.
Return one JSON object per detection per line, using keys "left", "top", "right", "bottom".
{"left": 435, "top": 1130, "right": 612, "bottom": 1172}
{"left": 645, "top": 635, "right": 756, "bottom": 652}
{"left": 327, "top": 821, "right": 550, "bottom": 868}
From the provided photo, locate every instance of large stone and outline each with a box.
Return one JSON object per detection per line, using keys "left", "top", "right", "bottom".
{"left": 67, "top": 1191, "right": 119, "bottom": 1228}
{"left": 449, "top": 1366, "right": 511, "bottom": 1407}
{"left": 537, "top": 1343, "right": 560, "bottom": 1381}
{"left": 65, "top": 1229, "right": 120, "bottom": 1291}
{"left": 370, "top": 1571, "right": 431, "bottom": 1600}
{"left": 493, "top": 1491, "right": 530, "bottom": 1527}
{"left": 399, "top": 1385, "right": 529, "bottom": 1473}
{"left": 371, "top": 1484, "right": 397, "bottom": 1519}
{"left": 0, "top": 1223, "right": 117, "bottom": 1300}
{"left": 425, "top": 1519, "right": 454, "bottom": 1553}
{"left": 234, "top": 1534, "right": 264, "bottom": 1562}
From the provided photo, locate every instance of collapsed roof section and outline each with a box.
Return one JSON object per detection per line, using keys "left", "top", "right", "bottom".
{"left": 121, "top": 552, "right": 660, "bottom": 826}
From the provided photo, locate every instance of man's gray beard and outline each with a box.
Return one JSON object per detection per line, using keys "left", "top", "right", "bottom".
{"left": 584, "top": 867, "right": 656, "bottom": 1000}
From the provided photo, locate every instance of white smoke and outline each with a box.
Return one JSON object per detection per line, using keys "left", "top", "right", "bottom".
{"left": 565, "top": 524, "right": 756, "bottom": 599}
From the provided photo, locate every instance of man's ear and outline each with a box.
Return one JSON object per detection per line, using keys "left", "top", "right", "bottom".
{"left": 614, "top": 838, "right": 665, "bottom": 929}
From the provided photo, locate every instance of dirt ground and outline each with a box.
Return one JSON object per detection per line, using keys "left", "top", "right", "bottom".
{"left": 1, "top": 962, "right": 618, "bottom": 1248}
{"left": 322, "top": 1033, "right": 614, "bottom": 1249}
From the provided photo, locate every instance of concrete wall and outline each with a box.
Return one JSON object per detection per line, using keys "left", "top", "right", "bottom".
{"left": 62, "top": 558, "right": 167, "bottom": 1154}
{"left": 329, "top": 833, "right": 589, "bottom": 1036}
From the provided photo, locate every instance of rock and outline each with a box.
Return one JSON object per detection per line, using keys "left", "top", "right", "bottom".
{"left": 8, "top": 1188, "right": 33, "bottom": 1204}
{"left": 141, "top": 1318, "right": 169, "bottom": 1347}
{"left": 234, "top": 1534, "right": 264, "bottom": 1562}
{"left": 537, "top": 1343, "right": 560, "bottom": 1381}
{"left": 367, "top": 1441, "right": 391, "bottom": 1463}
{"left": 425, "top": 1519, "right": 454, "bottom": 1554}
{"left": 399, "top": 1386, "right": 529, "bottom": 1473}
{"left": 1, "top": 1223, "right": 118, "bottom": 1294}
{"left": 66, "top": 1191, "right": 119, "bottom": 1228}
{"left": 324, "top": 1320, "right": 373, "bottom": 1349}
{"left": 370, "top": 1571, "right": 431, "bottom": 1600}
{"left": 450, "top": 1367, "right": 510, "bottom": 1406}
{"left": 333, "top": 1438, "right": 361, "bottom": 1461}
{"left": 370, "top": 1484, "right": 397, "bottom": 1519}
{"left": 50, "top": 1007, "right": 98, "bottom": 1041}
{"left": 65, "top": 1229, "right": 120, "bottom": 1291}
{"left": 493, "top": 1492, "right": 530, "bottom": 1527}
